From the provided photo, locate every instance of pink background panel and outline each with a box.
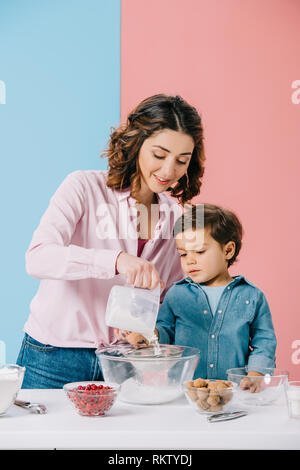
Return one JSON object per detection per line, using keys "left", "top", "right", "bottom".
{"left": 121, "top": 0, "right": 300, "bottom": 379}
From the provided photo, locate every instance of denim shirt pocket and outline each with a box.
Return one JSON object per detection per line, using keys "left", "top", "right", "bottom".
{"left": 233, "top": 294, "right": 255, "bottom": 321}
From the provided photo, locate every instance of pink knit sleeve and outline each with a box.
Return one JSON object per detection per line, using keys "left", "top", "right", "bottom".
{"left": 25, "top": 171, "right": 122, "bottom": 280}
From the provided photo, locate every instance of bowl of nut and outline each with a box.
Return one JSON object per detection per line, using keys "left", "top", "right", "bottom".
{"left": 183, "top": 378, "right": 237, "bottom": 415}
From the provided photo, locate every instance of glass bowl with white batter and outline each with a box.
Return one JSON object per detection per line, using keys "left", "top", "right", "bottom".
{"left": 96, "top": 344, "right": 200, "bottom": 405}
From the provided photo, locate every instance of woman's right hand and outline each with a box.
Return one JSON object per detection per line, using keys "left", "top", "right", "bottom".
{"left": 116, "top": 252, "right": 165, "bottom": 290}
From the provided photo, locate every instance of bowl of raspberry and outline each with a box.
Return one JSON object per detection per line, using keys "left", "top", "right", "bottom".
{"left": 63, "top": 381, "right": 120, "bottom": 416}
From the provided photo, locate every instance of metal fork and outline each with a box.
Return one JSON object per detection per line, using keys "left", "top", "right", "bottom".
{"left": 207, "top": 410, "right": 247, "bottom": 423}
{"left": 14, "top": 399, "right": 47, "bottom": 414}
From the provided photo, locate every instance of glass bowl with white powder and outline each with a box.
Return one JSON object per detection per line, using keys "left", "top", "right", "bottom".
{"left": 96, "top": 344, "right": 200, "bottom": 405}
{"left": 0, "top": 364, "right": 25, "bottom": 415}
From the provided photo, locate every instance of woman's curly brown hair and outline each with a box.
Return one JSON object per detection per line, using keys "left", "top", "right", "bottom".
{"left": 101, "top": 94, "right": 205, "bottom": 205}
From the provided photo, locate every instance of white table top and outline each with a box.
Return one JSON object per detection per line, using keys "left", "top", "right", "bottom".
{"left": 0, "top": 389, "right": 299, "bottom": 450}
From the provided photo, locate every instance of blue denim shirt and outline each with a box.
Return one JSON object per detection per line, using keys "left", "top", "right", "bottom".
{"left": 156, "top": 275, "right": 277, "bottom": 380}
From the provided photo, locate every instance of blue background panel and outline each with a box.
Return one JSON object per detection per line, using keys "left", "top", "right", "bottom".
{"left": 0, "top": 0, "right": 120, "bottom": 362}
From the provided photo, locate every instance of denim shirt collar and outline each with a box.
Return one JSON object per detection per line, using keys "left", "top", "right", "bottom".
{"left": 175, "top": 274, "right": 253, "bottom": 289}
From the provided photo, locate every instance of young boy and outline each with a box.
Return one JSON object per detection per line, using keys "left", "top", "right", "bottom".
{"left": 116, "top": 204, "right": 277, "bottom": 382}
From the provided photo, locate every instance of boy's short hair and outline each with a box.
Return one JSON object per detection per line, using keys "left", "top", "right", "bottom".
{"left": 173, "top": 203, "right": 244, "bottom": 267}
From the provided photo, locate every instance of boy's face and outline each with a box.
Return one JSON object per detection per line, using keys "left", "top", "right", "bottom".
{"left": 175, "top": 227, "right": 235, "bottom": 286}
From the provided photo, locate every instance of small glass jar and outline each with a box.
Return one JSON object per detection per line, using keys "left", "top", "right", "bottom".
{"left": 285, "top": 381, "right": 300, "bottom": 419}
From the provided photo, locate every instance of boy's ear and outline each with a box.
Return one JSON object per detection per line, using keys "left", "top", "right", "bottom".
{"left": 225, "top": 241, "right": 236, "bottom": 260}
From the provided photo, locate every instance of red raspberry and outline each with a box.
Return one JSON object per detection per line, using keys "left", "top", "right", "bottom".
{"left": 69, "top": 383, "right": 116, "bottom": 415}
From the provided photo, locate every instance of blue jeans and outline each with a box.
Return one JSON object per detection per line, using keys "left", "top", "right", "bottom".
{"left": 16, "top": 333, "right": 104, "bottom": 389}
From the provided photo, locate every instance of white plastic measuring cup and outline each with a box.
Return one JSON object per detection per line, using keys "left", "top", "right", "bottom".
{"left": 105, "top": 284, "right": 160, "bottom": 340}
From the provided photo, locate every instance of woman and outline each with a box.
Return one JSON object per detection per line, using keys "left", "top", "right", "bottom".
{"left": 16, "top": 94, "right": 205, "bottom": 388}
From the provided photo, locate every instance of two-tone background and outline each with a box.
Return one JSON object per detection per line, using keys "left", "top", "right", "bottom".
{"left": 0, "top": 0, "right": 299, "bottom": 379}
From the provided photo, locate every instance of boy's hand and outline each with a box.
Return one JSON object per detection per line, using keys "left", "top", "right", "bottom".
{"left": 240, "top": 371, "right": 264, "bottom": 393}
{"left": 114, "top": 328, "right": 149, "bottom": 349}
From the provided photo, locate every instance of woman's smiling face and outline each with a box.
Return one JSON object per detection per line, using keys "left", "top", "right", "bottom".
{"left": 138, "top": 129, "right": 194, "bottom": 195}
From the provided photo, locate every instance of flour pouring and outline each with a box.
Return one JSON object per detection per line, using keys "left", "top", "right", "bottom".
{"left": 105, "top": 284, "right": 161, "bottom": 347}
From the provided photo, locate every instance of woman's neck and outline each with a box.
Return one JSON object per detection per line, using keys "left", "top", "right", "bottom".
{"left": 134, "top": 182, "right": 158, "bottom": 208}
{"left": 133, "top": 181, "right": 160, "bottom": 240}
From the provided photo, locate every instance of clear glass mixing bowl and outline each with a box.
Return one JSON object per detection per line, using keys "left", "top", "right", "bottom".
{"left": 226, "top": 367, "right": 289, "bottom": 406}
{"left": 96, "top": 344, "right": 200, "bottom": 405}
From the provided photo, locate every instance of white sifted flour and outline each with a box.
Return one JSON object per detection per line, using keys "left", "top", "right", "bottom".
{"left": 119, "top": 377, "right": 182, "bottom": 404}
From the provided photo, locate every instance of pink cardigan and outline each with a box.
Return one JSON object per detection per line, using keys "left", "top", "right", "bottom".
{"left": 24, "top": 170, "right": 184, "bottom": 349}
